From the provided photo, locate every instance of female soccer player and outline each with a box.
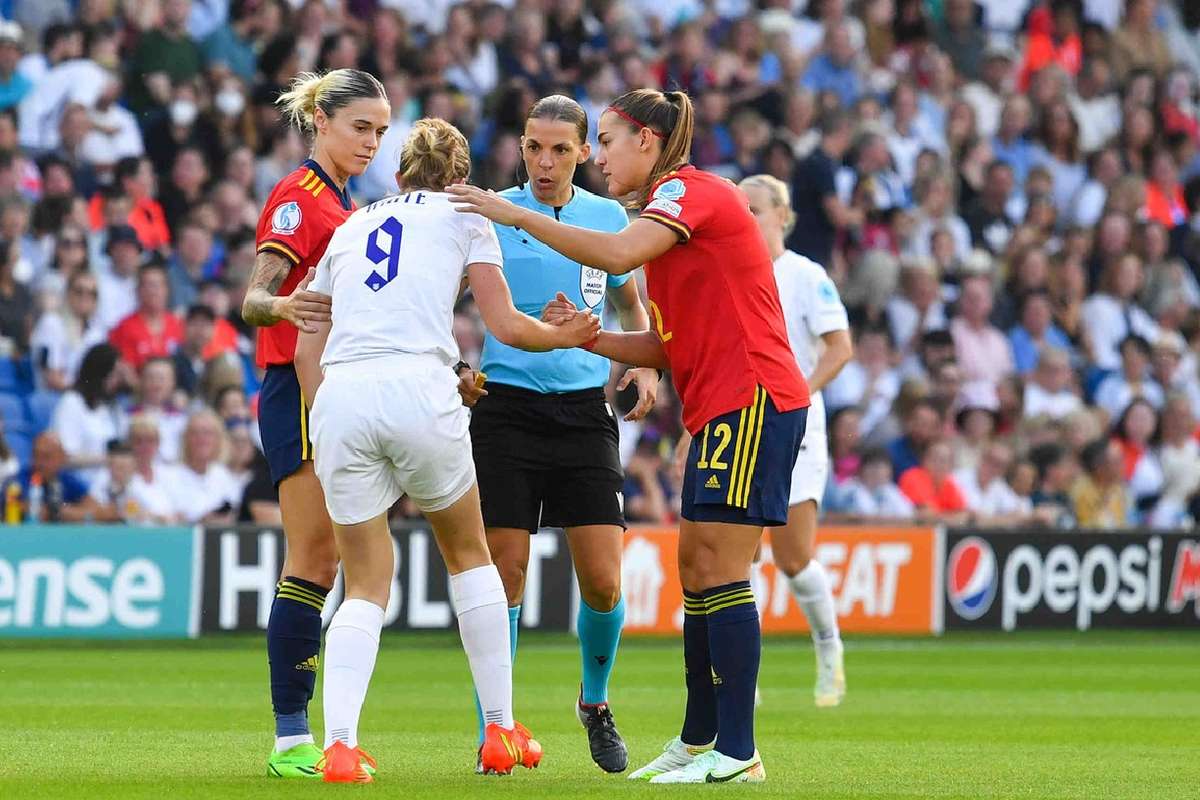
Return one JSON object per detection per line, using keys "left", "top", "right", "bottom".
{"left": 448, "top": 89, "right": 811, "bottom": 784}
{"left": 740, "top": 174, "right": 853, "bottom": 706}
{"left": 240, "top": 68, "right": 389, "bottom": 778}
{"left": 464, "top": 94, "right": 657, "bottom": 773}
{"left": 293, "top": 118, "right": 597, "bottom": 781}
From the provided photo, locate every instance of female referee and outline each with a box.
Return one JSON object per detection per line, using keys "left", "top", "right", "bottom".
{"left": 241, "top": 68, "right": 389, "bottom": 778}
{"left": 448, "top": 89, "right": 811, "bottom": 784}
{"left": 463, "top": 94, "right": 658, "bottom": 774}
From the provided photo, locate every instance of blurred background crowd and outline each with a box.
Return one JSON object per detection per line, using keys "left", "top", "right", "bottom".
{"left": 1, "top": 0, "right": 1199, "bottom": 530}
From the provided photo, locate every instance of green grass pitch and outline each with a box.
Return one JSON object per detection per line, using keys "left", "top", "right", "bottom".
{"left": 2, "top": 631, "right": 1197, "bottom": 799}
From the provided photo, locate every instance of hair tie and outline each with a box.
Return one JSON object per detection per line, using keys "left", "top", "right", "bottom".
{"left": 606, "top": 106, "right": 666, "bottom": 139}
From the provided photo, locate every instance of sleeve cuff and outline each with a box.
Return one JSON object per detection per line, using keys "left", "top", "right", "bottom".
{"left": 640, "top": 211, "right": 692, "bottom": 243}
{"left": 257, "top": 240, "right": 301, "bottom": 265}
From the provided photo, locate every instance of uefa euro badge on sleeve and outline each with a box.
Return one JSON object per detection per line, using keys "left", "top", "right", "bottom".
{"left": 271, "top": 201, "right": 302, "bottom": 235}
{"left": 580, "top": 266, "right": 606, "bottom": 309}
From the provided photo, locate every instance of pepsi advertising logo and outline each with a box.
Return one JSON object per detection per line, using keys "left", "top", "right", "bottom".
{"left": 946, "top": 537, "right": 997, "bottom": 620}
{"left": 943, "top": 531, "right": 1200, "bottom": 631}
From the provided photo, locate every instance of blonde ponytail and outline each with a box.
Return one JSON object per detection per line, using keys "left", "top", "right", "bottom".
{"left": 276, "top": 68, "right": 387, "bottom": 133}
{"left": 398, "top": 118, "right": 472, "bottom": 191}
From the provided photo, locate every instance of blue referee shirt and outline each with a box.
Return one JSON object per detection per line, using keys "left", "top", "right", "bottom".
{"left": 480, "top": 182, "right": 631, "bottom": 393}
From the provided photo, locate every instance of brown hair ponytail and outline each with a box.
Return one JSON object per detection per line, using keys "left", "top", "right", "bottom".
{"left": 607, "top": 88, "right": 694, "bottom": 208}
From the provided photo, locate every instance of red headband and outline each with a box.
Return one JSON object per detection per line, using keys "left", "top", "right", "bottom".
{"left": 606, "top": 106, "right": 666, "bottom": 139}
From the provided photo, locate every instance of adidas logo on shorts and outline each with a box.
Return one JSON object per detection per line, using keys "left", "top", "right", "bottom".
{"left": 705, "top": 475, "right": 721, "bottom": 489}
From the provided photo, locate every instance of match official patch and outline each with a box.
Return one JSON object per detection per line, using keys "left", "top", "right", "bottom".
{"left": 645, "top": 197, "right": 682, "bottom": 218}
{"left": 271, "top": 201, "right": 302, "bottom": 235}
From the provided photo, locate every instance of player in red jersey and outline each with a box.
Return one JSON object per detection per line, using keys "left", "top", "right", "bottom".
{"left": 240, "top": 68, "right": 389, "bottom": 779}
{"left": 448, "top": 89, "right": 811, "bottom": 784}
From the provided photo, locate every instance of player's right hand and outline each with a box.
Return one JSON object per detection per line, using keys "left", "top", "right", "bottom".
{"left": 558, "top": 309, "right": 601, "bottom": 348}
{"left": 541, "top": 291, "right": 578, "bottom": 325}
{"left": 275, "top": 267, "right": 332, "bottom": 334}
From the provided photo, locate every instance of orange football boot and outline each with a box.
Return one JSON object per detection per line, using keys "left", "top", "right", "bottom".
{"left": 479, "top": 722, "right": 543, "bottom": 775}
{"left": 318, "top": 741, "right": 376, "bottom": 784}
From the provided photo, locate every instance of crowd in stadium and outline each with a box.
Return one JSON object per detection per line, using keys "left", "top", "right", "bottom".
{"left": 0, "top": 0, "right": 1199, "bottom": 530}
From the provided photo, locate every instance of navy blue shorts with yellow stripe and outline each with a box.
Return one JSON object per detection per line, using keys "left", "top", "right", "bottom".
{"left": 680, "top": 387, "right": 807, "bottom": 528}
{"left": 258, "top": 363, "right": 313, "bottom": 485}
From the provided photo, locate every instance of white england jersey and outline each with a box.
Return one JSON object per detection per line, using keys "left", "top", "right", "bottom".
{"left": 310, "top": 190, "right": 503, "bottom": 368}
{"left": 772, "top": 250, "right": 849, "bottom": 442}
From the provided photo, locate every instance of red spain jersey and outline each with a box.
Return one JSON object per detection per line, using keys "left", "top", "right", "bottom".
{"left": 254, "top": 159, "right": 355, "bottom": 367}
{"left": 639, "top": 166, "right": 810, "bottom": 433}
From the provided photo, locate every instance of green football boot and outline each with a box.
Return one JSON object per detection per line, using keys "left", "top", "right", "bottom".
{"left": 267, "top": 742, "right": 322, "bottom": 778}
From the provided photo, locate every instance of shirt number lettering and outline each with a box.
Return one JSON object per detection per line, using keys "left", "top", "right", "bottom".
{"left": 364, "top": 216, "right": 404, "bottom": 292}
{"left": 696, "top": 422, "right": 733, "bottom": 470}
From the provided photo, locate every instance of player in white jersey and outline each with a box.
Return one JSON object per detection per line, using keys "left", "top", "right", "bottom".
{"left": 292, "top": 119, "right": 599, "bottom": 782}
{"left": 741, "top": 175, "right": 853, "bottom": 707}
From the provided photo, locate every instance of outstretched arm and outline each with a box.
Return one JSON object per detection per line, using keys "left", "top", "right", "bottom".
{"left": 469, "top": 262, "right": 599, "bottom": 351}
{"left": 241, "top": 256, "right": 332, "bottom": 332}
{"left": 446, "top": 185, "right": 678, "bottom": 274}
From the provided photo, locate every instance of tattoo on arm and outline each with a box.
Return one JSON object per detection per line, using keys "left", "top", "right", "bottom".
{"left": 241, "top": 251, "right": 292, "bottom": 326}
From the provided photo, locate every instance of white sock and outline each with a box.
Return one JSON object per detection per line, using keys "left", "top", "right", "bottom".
{"left": 789, "top": 560, "right": 840, "bottom": 645}
{"left": 450, "top": 564, "right": 514, "bottom": 730}
{"left": 322, "top": 598, "right": 385, "bottom": 749}
{"left": 274, "top": 733, "right": 314, "bottom": 753}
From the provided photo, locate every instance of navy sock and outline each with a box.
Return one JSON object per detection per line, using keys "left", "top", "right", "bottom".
{"left": 268, "top": 576, "right": 329, "bottom": 737}
{"left": 679, "top": 589, "right": 717, "bottom": 746}
{"left": 703, "top": 581, "right": 760, "bottom": 761}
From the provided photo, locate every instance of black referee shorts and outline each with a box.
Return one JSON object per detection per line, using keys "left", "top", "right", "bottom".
{"left": 470, "top": 382, "right": 626, "bottom": 534}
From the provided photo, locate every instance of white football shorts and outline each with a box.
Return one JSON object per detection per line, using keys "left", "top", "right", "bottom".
{"left": 311, "top": 354, "right": 476, "bottom": 525}
{"left": 788, "top": 432, "right": 829, "bottom": 507}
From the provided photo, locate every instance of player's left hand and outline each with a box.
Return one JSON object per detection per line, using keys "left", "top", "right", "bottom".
{"left": 445, "top": 184, "right": 524, "bottom": 227}
{"left": 456, "top": 369, "right": 488, "bottom": 407}
{"left": 618, "top": 367, "right": 659, "bottom": 421}
{"left": 541, "top": 291, "right": 578, "bottom": 325}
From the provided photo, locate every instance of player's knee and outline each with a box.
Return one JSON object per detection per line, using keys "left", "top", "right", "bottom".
{"left": 580, "top": 576, "right": 621, "bottom": 612}
{"left": 285, "top": 539, "right": 339, "bottom": 589}
{"left": 775, "top": 555, "right": 809, "bottom": 579}
{"left": 492, "top": 558, "right": 527, "bottom": 604}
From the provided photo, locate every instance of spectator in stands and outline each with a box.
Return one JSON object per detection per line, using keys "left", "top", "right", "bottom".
{"left": 130, "top": 357, "right": 186, "bottom": 463}
{"left": 906, "top": 169, "right": 971, "bottom": 260}
{"left": 125, "top": 0, "right": 203, "bottom": 114}
{"left": 836, "top": 448, "right": 914, "bottom": 518}
{"left": 30, "top": 269, "right": 105, "bottom": 391}
{"left": 97, "top": 224, "right": 141, "bottom": 329}
{"left": 166, "top": 219, "right": 217, "bottom": 311}
{"left": 0, "top": 237, "right": 32, "bottom": 355}
{"left": 787, "top": 110, "right": 861, "bottom": 266}
{"left": 1071, "top": 146, "right": 1122, "bottom": 228}
{"left": 934, "top": 0, "right": 987, "bottom": 82}
{"left": 898, "top": 439, "right": 968, "bottom": 520}
{"left": 1030, "top": 99, "right": 1086, "bottom": 215}
{"left": 1153, "top": 392, "right": 1200, "bottom": 527}
{"left": 0, "top": 21, "right": 32, "bottom": 112}
{"left": 825, "top": 324, "right": 901, "bottom": 442}
{"left": 827, "top": 406, "right": 864, "bottom": 488}
{"left": 50, "top": 342, "right": 128, "bottom": 487}
{"left": 955, "top": 440, "right": 1029, "bottom": 519}
{"left": 1150, "top": 332, "right": 1200, "bottom": 416}
{"left": 887, "top": 257, "right": 947, "bottom": 356}
{"left": 125, "top": 413, "right": 179, "bottom": 524}
{"left": 1024, "top": 346, "right": 1084, "bottom": 420}
{"left": 108, "top": 263, "right": 183, "bottom": 370}
{"left": 951, "top": 275, "right": 1015, "bottom": 388}
{"left": 623, "top": 432, "right": 675, "bottom": 525}
{"left": 802, "top": 22, "right": 864, "bottom": 109}
{"left": 1144, "top": 150, "right": 1190, "bottom": 229}
{"left": 965, "top": 160, "right": 1017, "bottom": 254}
{"left": 1112, "top": 397, "right": 1164, "bottom": 519}
{"left": 1072, "top": 437, "right": 1131, "bottom": 528}
{"left": 165, "top": 408, "right": 241, "bottom": 524}
{"left": 1069, "top": 59, "right": 1121, "bottom": 156}
{"left": 3, "top": 431, "right": 114, "bottom": 522}
{"left": 88, "top": 439, "right": 137, "bottom": 521}
{"left": 887, "top": 398, "right": 941, "bottom": 476}
{"left": 1009, "top": 288, "right": 1072, "bottom": 375}
{"left": 1094, "top": 335, "right": 1164, "bottom": 420}
{"left": 1030, "top": 442, "right": 1079, "bottom": 527}
{"left": 1082, "top": 253, "right": 1159, "bottom": 371}
{"left": 170, "top": 303, "right": 216, "bottom": 397}
{"left": 1109, "top": 0, "right": 1174, "bottom": 80}
{"left": 952, "top": 381, "right": 999, "bottom": 473}
{"left": 159, "top": 147, "right": 210, "bottom": 236}
{"left": 89, "top": 157, "right": 170, "bottom": 252}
